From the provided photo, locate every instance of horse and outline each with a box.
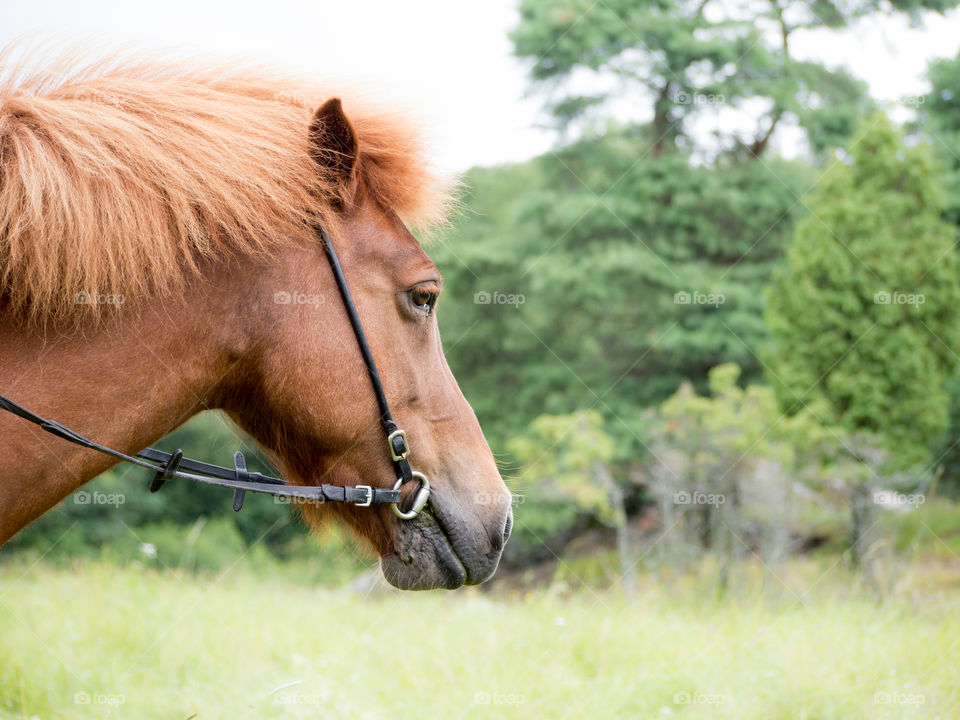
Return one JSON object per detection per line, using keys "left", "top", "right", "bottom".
{"left": 0, "top": 49, "right": 512, "bottom": 590}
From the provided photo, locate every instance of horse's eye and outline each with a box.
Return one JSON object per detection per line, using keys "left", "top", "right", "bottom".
{"left": 409, "top": 286, "right": 438, "bottom": 314}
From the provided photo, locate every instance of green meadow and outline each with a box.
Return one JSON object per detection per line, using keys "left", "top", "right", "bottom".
{"left": 2, "top": 558, "right": 958, "bottom": 720}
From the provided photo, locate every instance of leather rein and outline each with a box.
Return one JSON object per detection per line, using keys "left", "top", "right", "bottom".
{"left": 0, "top": 224, "right": 431, "bottom": 520}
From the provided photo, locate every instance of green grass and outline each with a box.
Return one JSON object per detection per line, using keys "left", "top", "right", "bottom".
{"left": 2, "top": 560, "right": 960, "bottom": 719}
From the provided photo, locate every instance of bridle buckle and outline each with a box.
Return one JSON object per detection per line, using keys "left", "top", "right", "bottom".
{"left": 354, "top": 484, "right": 374, "bottom": 507}
{"left": 387, "top": 428, "right": 410, "bottom": 462}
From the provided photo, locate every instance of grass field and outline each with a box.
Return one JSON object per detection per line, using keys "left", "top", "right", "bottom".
{"left": 2, "top": 559, "right": 960, "bottom": 719}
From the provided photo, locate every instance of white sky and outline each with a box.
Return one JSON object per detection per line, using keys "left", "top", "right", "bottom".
{"left": 2, "top": 0, "right": 960, "bottom": 171}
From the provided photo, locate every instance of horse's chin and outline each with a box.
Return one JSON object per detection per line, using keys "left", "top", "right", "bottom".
{"left": 379, "top": 510, "right": 468, "bottom": 590}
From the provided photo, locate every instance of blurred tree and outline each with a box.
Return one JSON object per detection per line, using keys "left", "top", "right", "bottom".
{"left": 935, "top": 372, "right": 960, "bottom": 495}
{"left": 765, "top": 115, "right": 960, "bottom": 469}
{"left": 923, "top": 54, "right": 960, "bottom": 132}
{"left": 508, "top": 0, "right": 935, "bottom": 157}
{"left": 918, "top": 54, "right": 960, "bottom": 494}
{"left": 821, "top": 434, "right": 914, "bottom": 579}
{"left": 918, "top": 52, "right": 960, "bottom": 225}
{"left": 646, "top": 363, "right": 817, "bottom": 584}
{"left": 509, "top": 410, "right": 636, "bottom": 598}
{"left": 646, "top": 362, "right": 910, "bottom": 583}
{"left": 434, "top": 130, "right": 810, "bottom": 457}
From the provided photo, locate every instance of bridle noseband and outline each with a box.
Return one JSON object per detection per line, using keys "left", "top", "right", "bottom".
{"left": 0, "top": 224, "right": 431, "bottom": 520}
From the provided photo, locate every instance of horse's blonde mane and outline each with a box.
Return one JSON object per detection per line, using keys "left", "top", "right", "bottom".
{"left": 0, "top": 46, "right": 452, "bottom": 322}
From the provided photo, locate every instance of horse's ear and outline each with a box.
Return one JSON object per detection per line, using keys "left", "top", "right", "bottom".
{"left": 309, "top": 98, "right": 358, "bottom": 195}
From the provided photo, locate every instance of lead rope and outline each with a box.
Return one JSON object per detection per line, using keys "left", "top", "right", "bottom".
{"left": 0, "top": 225, "right": 430, "bottom": 518}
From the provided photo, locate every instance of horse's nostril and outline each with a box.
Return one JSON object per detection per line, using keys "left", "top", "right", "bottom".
{"left": 492, "top": 508, "right": 513, "bottom": 552}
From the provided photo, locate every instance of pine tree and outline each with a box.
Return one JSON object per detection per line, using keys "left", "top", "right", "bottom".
{"left": 765, "top": 115, "right": 960, "bottom": 468}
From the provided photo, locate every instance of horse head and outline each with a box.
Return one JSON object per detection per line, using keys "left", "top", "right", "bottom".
{"left": 219, "top": 99, "right": 512, "bottom": 589}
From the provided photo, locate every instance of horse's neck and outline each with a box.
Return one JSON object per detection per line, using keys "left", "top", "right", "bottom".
{"left": 0, "top": 287, "right": 242, "bottom": 544}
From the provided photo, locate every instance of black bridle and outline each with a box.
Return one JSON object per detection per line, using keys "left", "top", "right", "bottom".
{"left": 0, "top": 224, "right": 431, "bottom": 520}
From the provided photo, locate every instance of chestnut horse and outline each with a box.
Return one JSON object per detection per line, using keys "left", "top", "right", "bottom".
{"left": 0, "top": 52, "right": 512, "bottom": 590}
